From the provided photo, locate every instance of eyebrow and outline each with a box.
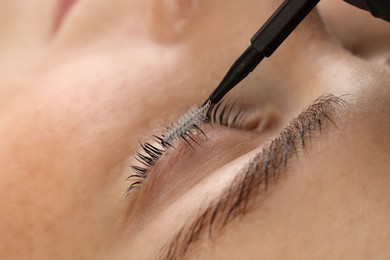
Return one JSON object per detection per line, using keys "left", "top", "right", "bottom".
{"left": 158, "top": 94, "right": 348, "bottom": 260}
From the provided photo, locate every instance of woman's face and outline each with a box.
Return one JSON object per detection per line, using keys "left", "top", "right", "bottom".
{"left": 0, "top": 0, "right": 389, "bottom": 259}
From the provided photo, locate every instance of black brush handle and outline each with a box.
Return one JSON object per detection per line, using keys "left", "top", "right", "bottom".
{"left": 209, "top": 0, "right": 320, "bottom": 104}
{"left": 251, "top": 0, "right": 320, "bottom": 57}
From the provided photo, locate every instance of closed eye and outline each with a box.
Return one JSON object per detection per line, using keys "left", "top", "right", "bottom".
{"left": 127, "top": 99, "right": 261, "bottom": 195}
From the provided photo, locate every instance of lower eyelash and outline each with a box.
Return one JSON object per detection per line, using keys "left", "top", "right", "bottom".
{"left": 127, "top": 99, "right": 249, "bottom": 194}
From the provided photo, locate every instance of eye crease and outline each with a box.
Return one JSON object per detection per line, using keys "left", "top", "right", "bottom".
{"left": 127, "top": 99, "right": 257, "bottom": 194}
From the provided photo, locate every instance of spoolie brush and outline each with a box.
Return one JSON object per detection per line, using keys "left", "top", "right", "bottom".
{"left": 159, "top": 100, "right": 211, "bottom": 148}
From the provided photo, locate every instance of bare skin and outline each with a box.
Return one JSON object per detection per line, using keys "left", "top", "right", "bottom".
{"left": 0, "top": 0, "right": 389, "bottom": 259}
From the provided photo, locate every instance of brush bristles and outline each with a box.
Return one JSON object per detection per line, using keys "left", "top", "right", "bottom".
{"left": 161, "top": 102, "right": 210, "bottom": 148}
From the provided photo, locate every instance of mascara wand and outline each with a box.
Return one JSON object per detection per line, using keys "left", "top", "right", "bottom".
{"left": 203, "top": 0, "right": 320, "bottom": 107}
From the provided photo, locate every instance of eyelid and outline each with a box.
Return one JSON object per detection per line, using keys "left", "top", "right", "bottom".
{"left": 158, "top": 94, "right": 348, "bottom": 260}
{"left": 126, "top": 100, "right": 257, "bottom": 195}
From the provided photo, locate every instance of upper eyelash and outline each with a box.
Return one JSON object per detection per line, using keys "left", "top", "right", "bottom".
{"left": 126, "top": 100, "right": 250, "bottom": 194}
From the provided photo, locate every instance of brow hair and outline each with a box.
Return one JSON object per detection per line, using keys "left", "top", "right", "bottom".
{"left": 158, "top": 94, "right": 347, "bottom": 260}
